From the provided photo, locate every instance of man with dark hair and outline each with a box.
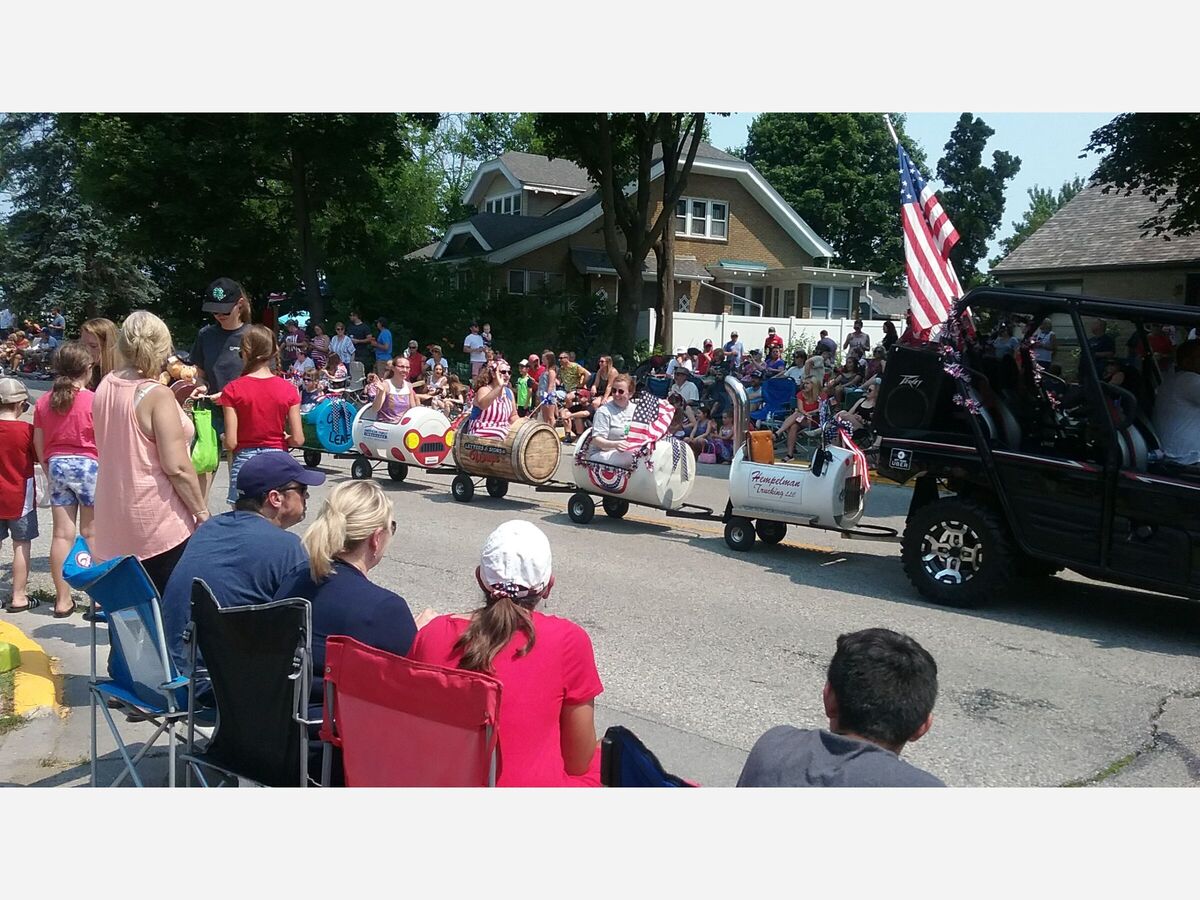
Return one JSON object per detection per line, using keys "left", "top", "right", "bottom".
{"left": 371, "top": 317, "right": 393, "bottom": 376}
{"left": 346, "top": 311, "right": 374, "bottom": 370}
{"left": 737, "top": 628, "right": 944, "bottom": 787}
{"left": 160, "top": 453, "right": 323, "bottom": 677}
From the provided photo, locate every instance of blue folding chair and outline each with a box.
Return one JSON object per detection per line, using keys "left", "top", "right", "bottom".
{"left": 600, "top": 725, "right": 696, "bottom": 787}
{"left": 645, "top": 376, "right": 671, "bottom": 399}
{"left": 749, "top": 376, "right": 797, "bottom": 428}
{"left": 62, "top": 537, "right": 189, "bottom": 787}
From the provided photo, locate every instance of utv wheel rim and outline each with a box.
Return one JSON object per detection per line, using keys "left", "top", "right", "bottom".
{"left": 920, "top": 519, "right": 983, "bottom": 585}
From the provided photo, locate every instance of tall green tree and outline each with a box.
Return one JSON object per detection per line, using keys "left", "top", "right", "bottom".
{"left": 990, "top": 177, "right": 1085, "bottom": 266}
{"left": 935, "top": 113, "right": 1021, "bottom": 285}
{"left": 536, "top": 113, "right": 705, "bottom": 355}
{"left": 742, "top": 113, "right": 927, "bottom": 288}
{"left": 0, "top": 113, "right": 158, "bottom": 328}
{"left": 70, "top": 113, "right": 440, "bottom": 327}
{"left": 1084, "top": 113, "right": 1200, "bottom": 237}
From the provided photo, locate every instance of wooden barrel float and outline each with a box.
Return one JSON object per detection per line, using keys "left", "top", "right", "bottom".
{"left": 453, "top": 417, "right": 560, "bottom": 485}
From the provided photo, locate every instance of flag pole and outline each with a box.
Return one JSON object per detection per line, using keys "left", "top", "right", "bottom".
{"left": 883, "top": 113, "right": 900, "bottom": 147}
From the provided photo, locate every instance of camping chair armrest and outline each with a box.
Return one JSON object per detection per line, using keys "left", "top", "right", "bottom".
{"left": 296, "top": 714, "right": 323, "bottom": 727}
{"left": 160, "top": 675, "right": 189, "bottom": 693}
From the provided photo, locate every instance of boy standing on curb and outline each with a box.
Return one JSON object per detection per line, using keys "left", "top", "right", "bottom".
{"left": 0, "top": 378, "right": 39, "bottom": 613}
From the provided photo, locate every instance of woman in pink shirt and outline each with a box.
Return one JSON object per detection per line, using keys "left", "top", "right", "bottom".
{"left": 33, "top": 342, "right": 99, "bottom": 617}
{"left": 410, "top": 520, "right": 603, "bottom": 787}
{"left": 92, "top": 312, "right": 210, "bottom": 594}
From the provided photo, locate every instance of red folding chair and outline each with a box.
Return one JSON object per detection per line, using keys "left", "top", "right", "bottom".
{"left": 319, "top": 636, "right": 502, "bottom": 787}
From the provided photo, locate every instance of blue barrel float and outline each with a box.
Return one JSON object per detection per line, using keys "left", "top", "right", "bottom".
{"left": 301, "top": 397, "right": 357, "bottom": 454}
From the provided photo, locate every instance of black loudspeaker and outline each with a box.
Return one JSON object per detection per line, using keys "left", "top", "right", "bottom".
{"left": 877, "top": 347, "right": 949, "bottom": 433}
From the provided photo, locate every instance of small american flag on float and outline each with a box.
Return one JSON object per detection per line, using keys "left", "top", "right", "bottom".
{"left": 619, "top": 391, "right": 675, "bottom": 452}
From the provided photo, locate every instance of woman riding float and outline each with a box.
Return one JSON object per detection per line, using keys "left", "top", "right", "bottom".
{"left": 467, "top": 359, "right": 518, "bottom": 440}
{"left": 368, "top": 356, "right": 430, "bottom": 424}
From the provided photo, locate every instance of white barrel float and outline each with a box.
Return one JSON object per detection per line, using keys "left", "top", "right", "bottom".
{"left": 453, "top": 417, "right": 560, "bottom": 485}
{"left": 571, "top": 429, "right": 696, "bottom": 510}
{"left": 727, "top": 443, "right": 865, "bottom": 530}
{"left": 351, "top": 404, "right": 455, "bottom": 469}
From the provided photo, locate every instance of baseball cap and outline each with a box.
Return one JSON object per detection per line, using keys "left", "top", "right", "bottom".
{"left": 479, "top": 520, "right": 552, "bottom": 599}
{"left": 203, "top": 277, "right": 245, "bottom": 313}
{"left": 237, "top": 452, "right": 326, "bottom": 498}
{"left": 674, "top": 346, "right": 686, "bottom": 355}
{"left": 730, "top": 330, "right": 739, "bottom": 337}
{"left": 673, "top": 366, "right": 689, "bottom": 376}
{"left": 518, "top": 359, "right": 528, "bottom": 367}
{"left": 528, "top": 353, "right": 539, "bottom": 365}
{"left": 0, "top": 377, "right": 29, "bottom": 404}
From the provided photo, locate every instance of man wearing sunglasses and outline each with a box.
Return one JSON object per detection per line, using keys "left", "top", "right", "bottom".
{"left": 160, "top": 453, "right": 325, "bottom": 679}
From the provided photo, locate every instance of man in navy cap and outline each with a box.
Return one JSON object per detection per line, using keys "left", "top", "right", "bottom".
{"left": 160, "top": 453, "right": 325, "bottom": 677}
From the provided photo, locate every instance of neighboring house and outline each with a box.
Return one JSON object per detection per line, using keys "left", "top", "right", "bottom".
{"left": 860, "top": 288, "right": 908, "bottom": 320}
{"left": 992, "top": 182, "right": 1200, "bottom": 308}
{"left": 409, "top": 142, "right": 878, "bottom": 319}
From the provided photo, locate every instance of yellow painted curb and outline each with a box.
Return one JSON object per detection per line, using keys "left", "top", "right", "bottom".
{"left": 0, "top": 620, "right": 62, "bottom": 718}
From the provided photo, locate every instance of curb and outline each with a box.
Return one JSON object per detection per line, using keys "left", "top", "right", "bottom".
{"left": 0, "top": 620, "right": 62, "bottom": 718}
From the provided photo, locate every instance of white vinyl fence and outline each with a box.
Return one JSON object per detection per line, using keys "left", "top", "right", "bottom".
{"left": 637, "top": 310, "right": 888, "bottom": 355}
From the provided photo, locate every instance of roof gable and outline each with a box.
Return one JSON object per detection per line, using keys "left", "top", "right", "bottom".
{"left": 993, "top": 182, "right": 1200, "bottom": 274}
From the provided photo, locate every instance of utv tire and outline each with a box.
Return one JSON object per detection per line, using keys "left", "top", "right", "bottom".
{"left": 901, "top": 496, "right": 1014, "bottom": 609}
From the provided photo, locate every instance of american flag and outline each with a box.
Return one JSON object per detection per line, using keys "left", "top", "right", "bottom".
{"left": 898, "top": 143, "right": 963, "bottom": 333}
{"left": 619, "top": 391, "right": 675, "bottom": 453}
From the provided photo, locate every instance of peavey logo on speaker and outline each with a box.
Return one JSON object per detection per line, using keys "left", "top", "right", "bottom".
{"left": 749, "top": 468, "right": 805, "bottom": 500}
{"left": 900, "top": 375, "right": 923, "bottom": 388}
{"left": 889, "top": 447, "right": 912, "bottom": 470}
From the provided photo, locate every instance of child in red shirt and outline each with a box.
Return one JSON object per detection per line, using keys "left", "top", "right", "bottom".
{"left": 0, "top": 377, "right": 38, "bottom": 612}
{"left": 217, "top": 325, "right": 303, "bottom": 507}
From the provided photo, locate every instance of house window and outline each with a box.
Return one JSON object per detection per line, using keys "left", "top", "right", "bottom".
{"left": 731, "top": 284, "right": 765, "bottom": 316}
{"left": 508, "top": 269, "right": 527, "bottom": 294}
{"left": 677, "top": 293, "right": 690, "bottom": 312}
{"left": 675, "top": 197, "right": 728, "bottom": 239}
{"left": 508, "top": 270, "right": 563, "bottom": 295}
{"left": 810, "top": 286, "right": 852, "bottom": 319}
{"left": 783, "top": 289, "right": 796, "bottom": 317}
{"left": 595, "top": 289, "right": 609, "bottom": 303}
{"left": 485, "top": 192, "right": 522, "bottom": 216}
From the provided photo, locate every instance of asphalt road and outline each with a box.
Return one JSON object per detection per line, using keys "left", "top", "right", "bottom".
{"left": 4, "top": 379, "right": 1199, "bottom": 787}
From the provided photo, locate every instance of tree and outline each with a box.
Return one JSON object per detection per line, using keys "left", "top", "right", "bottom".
{"left": 536, "top": 113, "right": 705, "bottom": 356}
{"left": 69, "top": 113, "right": 440, "bottom": 327}
{"left": 0, "top": 113, "right": 158, "bottom": 329}
{"left": 742, "top": 113, "right": 928, "bottom": 288}
{"left": 1084, "top": 113, "right": 1200, "bottom": 237}
{"left": 935, "top": 113, "right": 1021, "bottom": 285}
{"left": 990, "top": 177, "right": 1085, "bottom": 266}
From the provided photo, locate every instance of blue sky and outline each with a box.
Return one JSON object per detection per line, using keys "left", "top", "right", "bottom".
{"left": 707, "top": 112, "right": 1116, "bottom": 269}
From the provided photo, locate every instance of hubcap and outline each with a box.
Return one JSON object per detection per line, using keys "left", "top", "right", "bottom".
{"left": 920, "top": 519, "right": 983, "bottom": 585}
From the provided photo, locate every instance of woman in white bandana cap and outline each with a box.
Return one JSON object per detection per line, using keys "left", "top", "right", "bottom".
{"left": 410, "top": 519, "right": 604, "bottom": 786}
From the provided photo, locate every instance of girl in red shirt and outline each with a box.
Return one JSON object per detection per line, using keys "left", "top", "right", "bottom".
{"left": 218, "top": 325, "right": 303, "bottom": 507}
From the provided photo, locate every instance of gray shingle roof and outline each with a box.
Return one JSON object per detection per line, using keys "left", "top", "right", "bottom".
{"left": 569, "top": 248, "right": 713, "bottom": 280}
{"left": 861, "top": 289, "right": 908, "bottom": 318}
{"left": 992, "top": 182, "right": 1200, "bottom": 274}
{"left": 499, "top": 151, "right": 592, "bottom": 192}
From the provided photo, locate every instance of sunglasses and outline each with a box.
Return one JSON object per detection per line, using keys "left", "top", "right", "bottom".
{"left": 279, "top": 484, "right": 309, "bottom": 498}
{"left": 612, "top": 388, "right": 627, "bottom": 395}
{"left": 498, "top": 368, "right": 511, "bottom": 375}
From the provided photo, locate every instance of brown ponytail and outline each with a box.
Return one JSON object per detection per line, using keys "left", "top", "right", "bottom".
{"left": 453, "top": 571, "right": 538, "bottom": 673}
{"left": 50, "top": 341, "right": 93, "bottom": 414}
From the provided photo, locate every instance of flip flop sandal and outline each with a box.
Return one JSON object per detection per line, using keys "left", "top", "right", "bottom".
{"left": 3, "top": 597, "right": 41, "bottom": 614}
{"left": 53, "top": 605, "right": 75, "bottom": 619}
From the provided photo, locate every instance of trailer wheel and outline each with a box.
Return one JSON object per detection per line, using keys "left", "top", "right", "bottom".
{"left": 486, "top": 477, "right": 509, "bottom": 499}
{"left": 303, "top": 449, "right": 322, "bottom": 469}
{"left": 901, "top": 496, "right": 1014, "bottom": 609}
{"left": 755, "top": 520, "right": 787, "bottom": 544}
{"left": 725, "top": 517, "right": 756, "bottom": 552}
{"left": 568, "top": 492, "right": 596, "bottom": 524}
{"left": 387, "top": 461, "right": 408, "bottom": 482}
{"left": 350, "top": 457, "right": 372, "bottom": 480}
{"left": 602, "top": 497, "right": 629, "bottom": 519}
{"left": 451, "top": 474, "right": 475, "bottom": 502}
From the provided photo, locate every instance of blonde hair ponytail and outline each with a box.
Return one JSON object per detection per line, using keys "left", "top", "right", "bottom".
{"left": 301, "top": 480, "right": 393, "bottom": 582}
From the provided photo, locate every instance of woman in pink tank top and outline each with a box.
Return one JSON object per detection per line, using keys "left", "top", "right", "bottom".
{"left": 92, "top": 311, "right": 210, "bottom": 594}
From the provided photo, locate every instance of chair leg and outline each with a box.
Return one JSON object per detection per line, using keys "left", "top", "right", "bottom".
{"left": 167, "top": 721, "right": 176, "bottom": 788}
{"left": 98, "top": 702, "right": 144, "bottom": 789}
{"left": 89, "top": 688, "right": 98, "bottom": 788}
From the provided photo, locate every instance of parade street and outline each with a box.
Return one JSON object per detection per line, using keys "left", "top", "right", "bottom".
{"left": 3, "top": 404, "right": 1199, "bottom": 787}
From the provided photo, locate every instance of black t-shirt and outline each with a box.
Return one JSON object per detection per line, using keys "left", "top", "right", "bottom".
{"left": 346, "top": 322, "right": 373, "bottom": 362}
{"left": 190, "top": 323, "right": 250, "bottom": 394}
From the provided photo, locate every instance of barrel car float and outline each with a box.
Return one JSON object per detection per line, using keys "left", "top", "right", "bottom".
{"left": 720, "top": 377, "right": 895, "bottom": 551}
{"left": 349, "top": 403, "right": 456, "bottom": 481}
{"left": 296, "top": 396, "right": 359, "bottom": 468}
{"left": 566, "top": 392, "right": 710, "bottom": 524}
{"left": 450, "top": 416, "right": 562, "bottom": 501}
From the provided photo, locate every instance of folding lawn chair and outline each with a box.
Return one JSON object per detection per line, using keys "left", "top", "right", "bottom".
{"left": 181, "top": 580, "right": 318, "bottom": 787}
{"left": 600, "top": 725, "right": 697, "bottom": 787}
{"left": 749, "top": 376, "right": 797, "bottom": 430}
{"left": 61, "top": 537, "right": 189, "bottom": 788}
{"left": 319, "top": 635, "right": 502, "bottom": 787}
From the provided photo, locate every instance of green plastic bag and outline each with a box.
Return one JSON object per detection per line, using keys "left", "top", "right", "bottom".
{"left": 191, "top": 405, "right": 220, "bottom": 475}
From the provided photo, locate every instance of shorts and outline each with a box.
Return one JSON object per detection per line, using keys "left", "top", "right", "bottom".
{"left": 48, "top": 455, "right": 99, "bottom": 507}
{"left": 0, "top": 508, "right": 38, "bottom": 542}
{"left": 228, "top": 447, "right": 287, "bottom": 506}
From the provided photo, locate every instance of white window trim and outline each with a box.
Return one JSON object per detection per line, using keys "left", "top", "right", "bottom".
{"left": 809, "top": 283, "right": 854, "bottom": 318}
{"left": 676, "top": 196, "right": 729, "bottom": 241}
{"left": 729, "top": 282, "right": 766, "bottom": 317}
{"left": 485, "top": 190, "right": 523, "bottom": 216}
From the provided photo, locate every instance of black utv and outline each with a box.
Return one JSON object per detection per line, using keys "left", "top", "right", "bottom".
{"left": 875, "top": 287, "right": 1200, "bottom": 608}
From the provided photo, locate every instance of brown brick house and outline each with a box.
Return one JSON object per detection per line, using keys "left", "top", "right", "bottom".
{"left": 409, "top": 143, "right": 879, "bottom": 319}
